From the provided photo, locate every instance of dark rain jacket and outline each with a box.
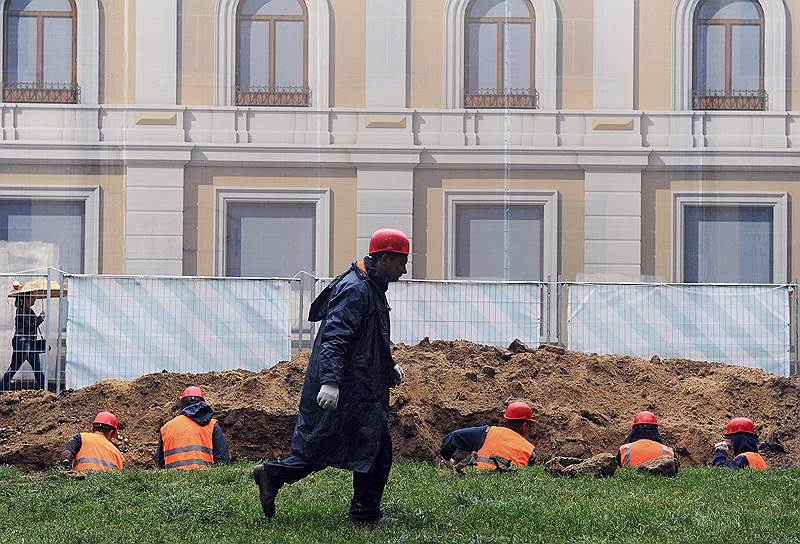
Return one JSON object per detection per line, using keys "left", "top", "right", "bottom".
{"left": 290, "top": 256, "right": 397, "bottom": 473}
{"left": 14, "top": 304, "right": 43, "bottom": 341}
{"left": 155, "top": 401, "right": 231, "bottom": 467}
{"left": 712, "top": 433, "right": 760, "bottom": 469}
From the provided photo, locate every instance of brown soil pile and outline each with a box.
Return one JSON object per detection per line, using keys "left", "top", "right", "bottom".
{"left": 1, "top": 340, "right": 797, "bottom": 470}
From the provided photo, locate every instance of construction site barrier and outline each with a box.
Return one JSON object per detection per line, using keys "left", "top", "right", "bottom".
{"left": 1, "top": 270, "right": 798, "bottom": 391}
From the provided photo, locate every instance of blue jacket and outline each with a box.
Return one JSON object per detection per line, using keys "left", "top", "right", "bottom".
{"left": 290, "top": 256, "right": 397, "bottom": 473}
{"left": 155, "top": 401, "right": 230, "bottom": 467}
{"left": 712, "top": 433, "right": 761, "bottom": 469}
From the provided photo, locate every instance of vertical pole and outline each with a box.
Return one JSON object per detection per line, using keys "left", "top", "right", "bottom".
{"left": 556, "top": 277, "right": 562, "bottom": 346}
{"left": 54, "top": 271, "right": 66, "bottom": 394}
{"left": 297, "top": 278, "right": 304, "bottom": 353}
{"left": 794, "top": 280, "right": 799, "bottom": 376}
{"left": 546, "top": 275, "right": 552, "bottom": 344}
{"left": 43, "top": 268, "right": 52, "bottom": 391}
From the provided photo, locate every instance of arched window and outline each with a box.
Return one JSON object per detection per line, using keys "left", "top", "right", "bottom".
{"left": 464, "top": 0, "right": 535, "bottom": 108}
{"left": 693, "top": 0, "right": 764, "bottom": 110}
{"left": 236, "top": 0, "right": 309, "bottom": 106}
{"left": 3, "top": 0, "right": 77, "bottom": 103}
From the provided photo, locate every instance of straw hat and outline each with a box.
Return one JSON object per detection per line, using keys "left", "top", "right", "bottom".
{"left": 7, "top": 279, "right": 67, "bottom": 299}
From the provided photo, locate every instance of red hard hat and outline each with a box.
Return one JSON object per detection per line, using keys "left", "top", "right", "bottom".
{"left": 631, "top": 411, "right": 658, "bottom": 429}
{"left": 368, "top": 228, "right": 410, "bottom": 255}
{"left": 725, "top": 417, "right": 756, "bottom": 436}
{"left": 180, "top": 386, "right": 205, "bottom": 403}
{"left": 93, "top": 411, "right": 119, "bottom": 438}
{"left": 504, "top": 401, "right": 533, "bottom": 421}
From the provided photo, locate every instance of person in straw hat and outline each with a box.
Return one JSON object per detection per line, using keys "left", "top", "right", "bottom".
{"left": 1, "top": 280, "right": 48, "bottom": 391}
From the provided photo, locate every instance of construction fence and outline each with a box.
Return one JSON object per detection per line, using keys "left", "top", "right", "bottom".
{"left": 0, "top": 271, "right": 797, "bottom": 392}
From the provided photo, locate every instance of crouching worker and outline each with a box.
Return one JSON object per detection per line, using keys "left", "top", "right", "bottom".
{"left": 60, "top": 411, "right": 124, "bottom": 472}
{"left": 712, "top": 417, "right": 768, "bottom": 470}
{"left": 157, "top": 386, "right": 230, "bottom": 469}
{"left": 440, "top": 401, "right": 536, "bottom": 470}
{"left": 617, "top": 411, "right": 675, "bottom": 467}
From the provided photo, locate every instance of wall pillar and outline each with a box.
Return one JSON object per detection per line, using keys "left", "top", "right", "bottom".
{"left": 125, "top": 163, "right": 185, "bottom": 275}
{"left": 593, "top": 0, "right": 635, "bottom": 109}
{"left": 136, "top": 0, "right": 178, "bottom": 104}
{"left": 365, "top": 0, "right": 408, "bottom": 107}
{"left": 355, "top": 156, "right": 418, "bottom": 276}
{"left": 583, "top": 168, "right": 642, "bottom": 278}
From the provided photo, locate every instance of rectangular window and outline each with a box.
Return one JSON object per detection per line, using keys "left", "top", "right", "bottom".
{"left": 467, "top": 22, "right": 498, "bottom": 90}
{"left": 274, "top": 20, "right": 304, "bottom": 87}
{"left": 5, "top": 16, "right": 37, "bottom": 85}
{"left": 454, "top": 204, "right": 544, "bottom": 280}
{"left": 239, "top": 19, "right": 269, "bottom": 88}
{"left": 696, "top": 24, "right": 725, "bottom": 91}
{"left": 225, "top": 202, "right": 315, "bottom": 277}
{"left": 683, "top": 206, "right": 773, "bottom": 283}
{"left": 42, "top": 17, "right": 72, "bottom": 85}
{"left": 503, "top": 22, "right": 531, "bottom": 90}
{"left": 0, "top": 199, "right": 85, "bottom": 273}
{"left": 731, "top": 25, "right": 761, "bottom": 91}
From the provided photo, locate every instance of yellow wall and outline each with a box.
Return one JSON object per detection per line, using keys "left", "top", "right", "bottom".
{"left": 330, "top": 0, "right": 366, "bottom": 108}
{"left": 413, "top": 169, "right": 585, "bottom": 280}
{"left": 178, "top": 0, "right": 215, "bottom": 106}
{"left": 409, "top": 0, "right": 445, "bottom": 109}
{"left": 184, "top": 167, "right": 358, "bottom": 276}
{"left": 0, "top": 166, "right": 125, "bottom": 273}
{"left": 644, "top": 170, "right": 800, "bottom": 281}
{"left": 636, "top": 0, "right": 671, "bottom": 110}
{"left": 101, "top": 0, "right": 135, "bottom": 104}
{"left": 559, "top": 0, "right": 593, "bottom": 110}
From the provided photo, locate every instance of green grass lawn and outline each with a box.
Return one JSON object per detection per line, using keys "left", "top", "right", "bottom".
{"left": 1, "top": 462, "right": 799, "bottom": 544}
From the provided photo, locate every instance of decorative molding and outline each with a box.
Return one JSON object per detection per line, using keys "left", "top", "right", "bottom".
{"left": 214, "top": 187, "right": 330, "bottom": 276}
{"left": 672, "top": 0, "right": 787, "bottom": 111}
{"left": 443, "top": 190, "right": 558, "bottom": 280}
{"left": 672, "top": 191, "right": 788, "bottom": 283}
{"left": 0, "top": 185, "right": 100, "bottom": 273}
{"left": 443, "top": 0, "right": 558, "bottom": 110}
{"left": 214, "top": 0, "right": 330, "bottom": 108}
{"left": 0, "top": 0, "right": 100, "bottom": 105}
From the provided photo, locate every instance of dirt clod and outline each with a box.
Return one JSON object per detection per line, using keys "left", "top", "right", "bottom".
{"left": 637, "top": 455, "right": 680, "bottom": 477}
{"left": 545, "top": 454, "right": 618, "bottom": 477}
{"left": 0, "top": 341, "right": 798, "bottom": 470}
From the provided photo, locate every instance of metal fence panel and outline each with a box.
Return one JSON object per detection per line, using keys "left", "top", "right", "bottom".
{"left": 313, "top": 279, "right": 545, "bottom": 347}
{"left": 565, "top": 283, "right": 791, "bottom": 377}
{"left": 65, "top": 276, "right": 295, "bottom": 388}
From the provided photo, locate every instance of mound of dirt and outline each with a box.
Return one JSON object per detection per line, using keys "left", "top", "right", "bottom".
{"left": 0, "top": 340, "right": 797, "bottom": 469}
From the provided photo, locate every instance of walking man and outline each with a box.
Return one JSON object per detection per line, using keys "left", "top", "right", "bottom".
{"left": 253, "top": 228, "right": 409, "bottom": 525}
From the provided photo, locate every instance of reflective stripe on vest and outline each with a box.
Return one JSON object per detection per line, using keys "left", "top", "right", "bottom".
{"left": 619, "top": 439, "right": 674, "bottom": 467}
{"left": 73, "top": 432, "right": 124, "bottom": 472}
{"left": 161, "top": 415, "right": 216, "bottom": 470}
{"left": 738, "top": 451, "right": 768, "bottom": 470}
{"left": 475, "top": 426, "right": 534, "bottom": 470}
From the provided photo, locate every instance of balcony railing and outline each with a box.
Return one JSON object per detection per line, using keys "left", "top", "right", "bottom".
{"left": 692, "top": 89, "right": 767, "bottom": 111}
{"left": 3, "top": 82, "right": 79, "bottom": 104}
{"left": 464, "top": 88, "right": 538, "bottom": 109}
{"left": 236, "top": 85, "right": 311, "bottom": 107}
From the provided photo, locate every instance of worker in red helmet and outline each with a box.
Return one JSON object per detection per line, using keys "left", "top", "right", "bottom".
{"left": 156, "top": 386, "right": 230, "bottom": 470}
{"left": 60, "top": 411, "right": 124, "bottom": 471}
{"left": 712, "top": 417, "right": 768, "bottom": 470}
{"left": 253, "top": 228, "right": 409, "bottom": 525}
{"left": 439, "top": 402, "right": 537, "bottom": 470}
{"left": 617, "top": 411, "right": 675, "bottom": 467}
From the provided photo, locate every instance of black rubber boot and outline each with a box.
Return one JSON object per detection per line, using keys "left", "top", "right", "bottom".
{"left": 252, "top": 463, "right": 279, "bottom": 519}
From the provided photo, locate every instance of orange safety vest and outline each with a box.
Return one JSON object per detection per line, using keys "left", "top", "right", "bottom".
{"left": 619, "top": 439, "right": 674, "bottom": 467}
{"left": 73, "top": 432, "right": 124, "bottom": 472}
{"left": 737, "top": 451, "right": 768, "bottom": 470}
{"left": 475, "top": 426, "right": 535, "bottom": 470}
{"left": 160, "top": 415, "right": 216, "bottom": 470}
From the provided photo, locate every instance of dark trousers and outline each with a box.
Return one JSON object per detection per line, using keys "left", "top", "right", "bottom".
{"left": 263, "top": 423, "right": 393, "bottom": 523}
{"left": 1, "top": 337, "right": 44, "bottom": 391}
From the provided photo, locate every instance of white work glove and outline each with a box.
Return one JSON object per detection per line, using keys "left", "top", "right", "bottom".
{"left": 714, "top": 441, "right": 729, "bottom": 452}
{"left": 393, "top": 364, "right": 405, "bottom": 384}
{"left": 317, "top": 382, "right": 339, "bottom": 410}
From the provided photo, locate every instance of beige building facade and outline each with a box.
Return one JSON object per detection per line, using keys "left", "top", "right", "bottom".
{"left": 0, "top": 0, "right": 796, "bottom": 284}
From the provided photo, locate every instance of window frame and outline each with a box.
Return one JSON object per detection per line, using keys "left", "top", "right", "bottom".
{"left": 691, "top": 0, "right": 765, "bottom": 110}
{"left": 214, "top": 187, "right": 330, "bottom": 277}
{"left": 0, "top": 185, "right": 100, "bottom": 273}
{"left": 2, "top": 0, "right": 78, "bottom": 103}
{"left": 463, "top": 0, "right": 536, "bottom": 109}
{"left": 672, "top": 192, "right": 788, "bottom": 283}
{"left": 443, "top": 190, "right": 558, "bottom": 281}
{"left": 235, "top": 0, "right": 309, "bottom": 107}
